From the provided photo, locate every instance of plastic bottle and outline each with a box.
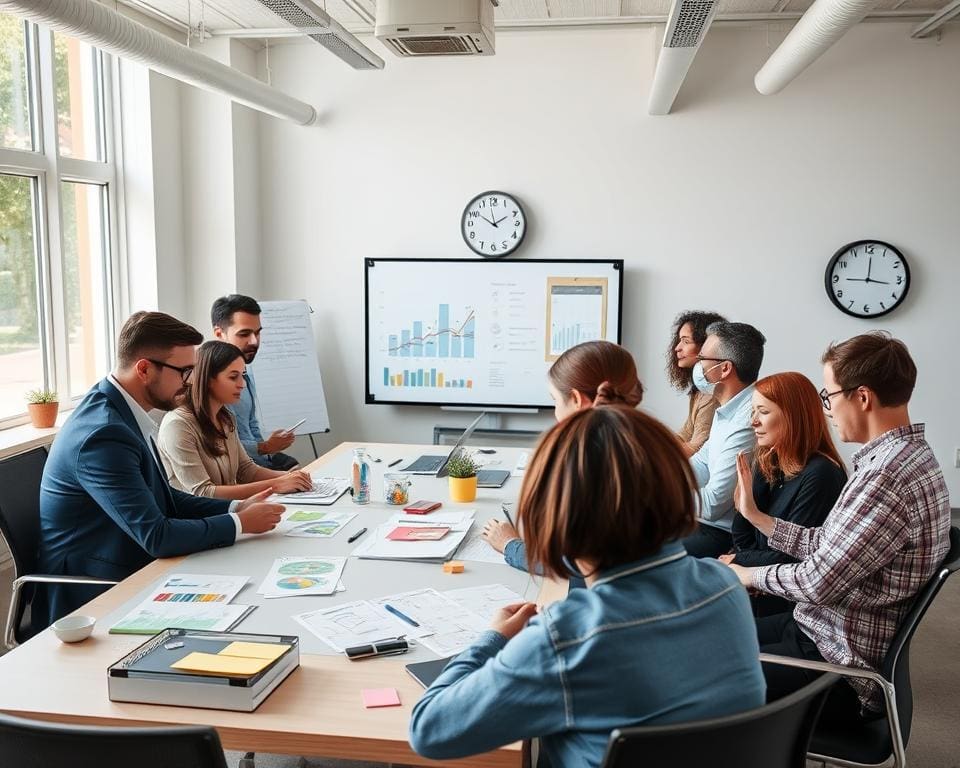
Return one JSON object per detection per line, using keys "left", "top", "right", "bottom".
{"left": 351, "top": 447, "right": 371, "bottom": 505}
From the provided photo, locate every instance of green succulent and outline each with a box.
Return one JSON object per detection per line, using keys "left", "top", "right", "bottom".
{"left": 446, "top": 449, "right": 478, "bottom": 479}
{"left": 25, "top": 388, "right": 58, "bottom": 404}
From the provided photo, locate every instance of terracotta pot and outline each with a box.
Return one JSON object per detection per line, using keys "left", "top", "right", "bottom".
{"left": 448, "top": 475, "right": 478, "bottom": 503}
{"left": 27, "top": 401, "right": 59, "bottom": 428}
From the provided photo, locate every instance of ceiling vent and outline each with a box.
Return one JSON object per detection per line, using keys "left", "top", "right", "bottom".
{"left": 648, "top": 0, "right": 719, "bottom": 115}
{"left": 375, "top": 0, "right": 496, "bottom": 57}
{"left": 251, "top": 0, "right": 384, "bottom": 69}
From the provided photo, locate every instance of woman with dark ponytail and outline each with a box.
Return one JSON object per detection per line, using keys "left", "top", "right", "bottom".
{"left": 482, "top": 340, "right": 643, "bottom": 570}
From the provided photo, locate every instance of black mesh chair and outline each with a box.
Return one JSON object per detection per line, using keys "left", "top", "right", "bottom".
{"left": 762, "top": 525, "right": 960, "bottom": 768}
{"left": 599, "top": 671, "right": 838, "bottom": 767}
{"left": 0, "top": 447, "right": 117, "bottom": 648}
{"left": 0, "top": 711, "right": 228, "bottom": 768}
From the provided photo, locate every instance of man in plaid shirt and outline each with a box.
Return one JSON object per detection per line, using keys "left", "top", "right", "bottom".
{"left": 727, "top": 332, "right": 951, "bottom": 722}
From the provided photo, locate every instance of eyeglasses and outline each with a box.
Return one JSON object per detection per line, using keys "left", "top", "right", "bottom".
{"left": 695, "top": 356, "right": 727, "bottom": 366}
{"left": 819, "top": 386, "right": 858, "bottom": 411}
{"left": 146, "top": 359, "right": 195, "bottom": 384}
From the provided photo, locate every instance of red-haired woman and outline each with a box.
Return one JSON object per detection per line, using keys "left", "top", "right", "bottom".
{"left": 724, "top": 372, "right": 847, "bottom": 576}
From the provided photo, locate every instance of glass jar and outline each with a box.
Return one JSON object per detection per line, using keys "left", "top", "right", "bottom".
{"left": 351, "top": 448, "right": 371, "bottom": 505}
{"left": 384, "top": 473, "right": 412, "bottom": 505}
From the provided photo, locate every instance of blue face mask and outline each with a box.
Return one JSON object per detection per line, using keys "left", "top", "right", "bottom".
{"left": 692, "top": 361, "right": 721, "bottom": 395}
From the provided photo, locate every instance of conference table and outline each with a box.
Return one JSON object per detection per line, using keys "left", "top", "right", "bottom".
{"left": 0, "top": 442, "right": 566, "bottom": 767}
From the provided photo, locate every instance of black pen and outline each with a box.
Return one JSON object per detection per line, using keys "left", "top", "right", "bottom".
{"left": 387, "top": 458, "right": 403, "bottom": 468}
{"left": 501, "top": 502, "right": 515, "bottom": 529}
{"left": 347, "top": 527, "right": 368, "bottom": 543}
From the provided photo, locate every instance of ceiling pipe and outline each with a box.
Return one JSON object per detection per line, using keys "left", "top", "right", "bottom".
{"left": 755, "top": 0, "right": 877, "bottom": 96}
{"left": 0, "top": 0, "right": 317, "bottom": 125}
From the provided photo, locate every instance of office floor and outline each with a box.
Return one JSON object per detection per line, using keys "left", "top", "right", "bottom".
{"left": 1, "top": 540, "right": 958, "bottom": 768}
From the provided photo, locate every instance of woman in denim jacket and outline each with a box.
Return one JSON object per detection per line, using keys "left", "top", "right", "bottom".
{"left": 410, "top": 405, "right": 766, "bottom": 768}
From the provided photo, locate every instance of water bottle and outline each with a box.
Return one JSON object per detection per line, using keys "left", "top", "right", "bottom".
{"left": 351, "top": 447, "right": 371, "bottom": 505}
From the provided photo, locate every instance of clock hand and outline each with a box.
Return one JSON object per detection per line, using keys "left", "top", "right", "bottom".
{"left": 492, "top": 215, "right": 508, "bottom": 227}
{"left": 479, "top": 213, "right": 497, "bottom": 227}
{"left": 865, "top": 256, "right": 873, "bottom": 283}
{"left": 845, "top": 278, "right": 868, "bottom": 282}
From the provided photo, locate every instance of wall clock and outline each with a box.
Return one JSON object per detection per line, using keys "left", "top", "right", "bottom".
{"left": 825, "top": 240, "right": 910, "bottom": 318}
{"left": 461, "top": 191, "right": 527, "bottom": 258}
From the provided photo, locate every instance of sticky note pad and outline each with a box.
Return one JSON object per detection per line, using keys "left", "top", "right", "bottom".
{"left": 361, "top": 688, "right": 401, "bottom": 708}
{"left": 171, "top": 651, "right": 271, "bottom": 677}
{"left": 220, "top": 641, "right": 289, "bottom": 662}
{"left": 442, "top": 561, "right": 465, "bottom": 573}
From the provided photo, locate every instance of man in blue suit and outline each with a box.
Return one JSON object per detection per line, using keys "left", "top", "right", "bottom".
{"left": 38, "top": 311, "right": 284, "bottom": 625}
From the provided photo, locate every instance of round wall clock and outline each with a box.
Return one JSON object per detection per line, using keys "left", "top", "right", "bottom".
{"left": 825, "top": 240, "right": 910, "bottom": 318}
{"left": 461, "top": 191, "right": 527, "bottom": 258}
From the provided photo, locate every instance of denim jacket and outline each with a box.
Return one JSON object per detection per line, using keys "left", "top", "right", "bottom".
{"left": 409, "top": 542, "right": 765, "bottom": 767}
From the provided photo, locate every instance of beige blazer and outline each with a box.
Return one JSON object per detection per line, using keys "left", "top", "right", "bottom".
{"left": 676, "top": 390, "right": 720, "bottom": 453}
{"left": 157, "top": 407, "right": 260, "bottom": 497}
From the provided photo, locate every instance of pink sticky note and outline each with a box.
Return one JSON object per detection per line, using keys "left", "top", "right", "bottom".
{"left": 361, "top": 687, "right": 402, "bottom": 708}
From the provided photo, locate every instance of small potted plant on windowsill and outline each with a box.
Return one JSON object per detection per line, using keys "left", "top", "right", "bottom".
{"left": 25, "top": 388, "right": 59, "bottom": 428}
{"left": 446, "top": 449, "right": 479, "bottom": 503}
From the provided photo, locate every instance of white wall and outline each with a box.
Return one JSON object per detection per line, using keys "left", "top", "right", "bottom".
{"left": 248, "top": 23, "right": 960, "bottom": 495}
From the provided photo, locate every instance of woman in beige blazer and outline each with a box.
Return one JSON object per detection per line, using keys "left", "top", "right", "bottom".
{"left": 667, "top": 310, "right": 726, "bottom": 457}
{"left": 158, "top": 341, "right": 313, "bottom": 499}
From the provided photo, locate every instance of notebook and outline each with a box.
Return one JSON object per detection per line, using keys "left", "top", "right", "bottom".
{"left": 405, "top": 657, "right": 454, "bottom": 689}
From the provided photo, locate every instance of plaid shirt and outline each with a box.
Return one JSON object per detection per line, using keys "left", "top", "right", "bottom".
{"left": 752, "top": 424, "right": 951, "bottom": 711}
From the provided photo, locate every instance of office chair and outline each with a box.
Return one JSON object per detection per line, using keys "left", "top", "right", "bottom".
{"left": 0, "top": 447, "right": 117, "bottom": 649}
{"left": 0, "top": 710, "right": 228, "bottom": 768}
{"left": 761, "top": 525, "right": 960, "bottom": 768}
{"left": 599, "top": 671, "right": 838, "bottom": 767}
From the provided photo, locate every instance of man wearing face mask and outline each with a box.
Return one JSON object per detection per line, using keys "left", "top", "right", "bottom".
{"left": 681, "top": 321, "right": 767, "bottom": 559}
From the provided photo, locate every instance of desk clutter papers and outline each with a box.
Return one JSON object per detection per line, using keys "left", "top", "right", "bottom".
{"left": 370, "top": 588, "right": 487, "bottom": 657}
{"left": 455, "top": 530, "right": 508, "bottom": 564}
{"left": 257, "top": 556, "right": 346, "bottom": 598}
{"left": 442, "top": 584, "right": 525, "bottom": 622}
{"left": 270, "top": 477, "right": 351, "bottom": 506}
{"left": 293, "top": 600, "right": 431, "bottom": 653}
{"left": 110, "top": 573, "right": 253, "bottom": 635}
{"left": 351, "top": 511, "right": 476, "bottom": 563}
{"left": 279, "top": 509, "right": 357, "bottom": 538}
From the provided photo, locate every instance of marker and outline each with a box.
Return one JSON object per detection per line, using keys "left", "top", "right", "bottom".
{"left": 387, "top": 458, "right": 403, "bottom": 468}
{"left": 383, "top": 603, "right": 420, "bottom": 628}
{"left": 347, "top": 527, "right": 368, "bottom": 543}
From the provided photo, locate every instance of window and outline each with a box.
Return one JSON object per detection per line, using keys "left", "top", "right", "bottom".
{"left": 0, "top": 14, "right": 118, "bottom": 425}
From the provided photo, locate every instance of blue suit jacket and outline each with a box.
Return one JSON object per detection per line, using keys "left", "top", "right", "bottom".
{"left": 38, "top": 378, "right": 236, "bottom": 624}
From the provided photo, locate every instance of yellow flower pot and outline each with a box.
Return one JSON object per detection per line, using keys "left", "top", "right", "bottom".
{"left": 448, "top": 475, "right": 478, "bottom": 503}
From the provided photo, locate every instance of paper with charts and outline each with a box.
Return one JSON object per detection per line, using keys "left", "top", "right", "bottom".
{"left": 145, "top": 573, "right": 249, "bottom": 604}
{"left": 442, "top": 584, "right": 526, "bottom": 622}
{"left": 257, "top": 557, "right": 346, "bottom": 598}
{"left": 270, "top": 477, "right": 351, "bottom": 506}
{"left": 293, "top": 600, "right": 431, "bottom": 653}
{"left": 281, "top": 509, "right": 357, "bottom": 538}
{"left": 370, "top": 588, "right": 489, "bottom": 657}
{"left": 110, "top": 600, "right": 252, "bottom": 635}
{"left": 455, "top": 530, "right": 507, "bottom": 564}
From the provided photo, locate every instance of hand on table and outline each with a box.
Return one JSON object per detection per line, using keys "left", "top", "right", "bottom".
{"left": 271, "top": 470, "right": 313, "bottom": 494}
{"left": 235, "top": 489, "right": 284, "bottom": 533}
{"left": 482, "top": 520, "right": 519, "bottom": 554}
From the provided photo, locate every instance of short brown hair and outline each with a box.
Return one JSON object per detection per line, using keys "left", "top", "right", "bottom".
{"left": 548, "top": 340, "right": 643, "bottom": 407}
{"left": 821, "top": 331, "right": 916, "bottom": 407}
{"left": 116, "top": 311, "right": 204, "bottom": 369}
{"left": 517, "top": 406, "right": 697, "bottom": 578}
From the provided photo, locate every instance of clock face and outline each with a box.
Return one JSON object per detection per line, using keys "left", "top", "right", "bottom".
{"left": 825, "top": 240, "right": 910, "bottom": 319}
{"left": 461, "top": 191, "right": 526, "bottom": 258}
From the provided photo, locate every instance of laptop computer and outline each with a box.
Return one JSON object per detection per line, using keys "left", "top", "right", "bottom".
{"left": 401, "top": 412, "right": 511, "bottom": 488}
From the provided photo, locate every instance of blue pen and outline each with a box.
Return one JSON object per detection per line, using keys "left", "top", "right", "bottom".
{"left": 383, "top": 603, "right": 420, "bottom": 628}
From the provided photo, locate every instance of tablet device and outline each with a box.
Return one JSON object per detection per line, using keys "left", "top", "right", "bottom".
{"left": 476, "top": 469, "right": 510, "bottom": 488}
{"left": 405, "top": 656, "right": 454, "bottom": 689}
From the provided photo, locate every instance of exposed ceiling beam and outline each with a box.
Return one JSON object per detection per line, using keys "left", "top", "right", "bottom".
{"left": 910, "top": 0, "right": 960, "bottom": 36}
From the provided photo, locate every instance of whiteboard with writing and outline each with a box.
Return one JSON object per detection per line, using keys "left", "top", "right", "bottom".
{"left": 248, "top": 300, "right": 330, "bottom": 434}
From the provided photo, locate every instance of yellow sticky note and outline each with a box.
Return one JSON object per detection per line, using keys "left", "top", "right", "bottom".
{"left": 171, "top": 652, "right": 270, "bottom": 677}
{"left": 219, "top": 642, "right": 289, "bottom": 662}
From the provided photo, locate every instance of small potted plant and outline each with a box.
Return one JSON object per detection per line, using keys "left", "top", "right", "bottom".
{"left": 25, "top": 388, "right": 59, "bottom": 428}
{"left": 446, "top": 449, "right": 478, "bottom": 503}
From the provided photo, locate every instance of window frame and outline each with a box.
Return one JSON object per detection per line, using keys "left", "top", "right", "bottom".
{"left": 0, "top": 18, "right": 121, "bottom": 428}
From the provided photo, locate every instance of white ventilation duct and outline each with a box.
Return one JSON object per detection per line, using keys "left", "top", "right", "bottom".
{"left": 755, "top": 0, "right": 876, "bottom": 96}
{"left": 648, "top": 0, "right": 720, "bottom": 115}
{"left": 0, "top": 0, "right": 317, "bottom": 125}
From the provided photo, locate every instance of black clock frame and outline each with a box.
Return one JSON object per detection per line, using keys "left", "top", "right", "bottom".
{"left": 460, "top": 190, "right": 527, "bottom": 258}
{"left": 824, "top": 239, "right": 910, "bottom": 319}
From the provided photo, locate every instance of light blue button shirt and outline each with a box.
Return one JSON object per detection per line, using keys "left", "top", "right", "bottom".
{"left": 689, "top": 384, "right": 756, "bottom": 530}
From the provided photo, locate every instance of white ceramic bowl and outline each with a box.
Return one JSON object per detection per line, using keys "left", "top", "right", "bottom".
{"left": 51, "top": 615, "right": 96, "bottom": 643}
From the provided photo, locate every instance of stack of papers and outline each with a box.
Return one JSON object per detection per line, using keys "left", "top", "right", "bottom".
{"left": 279, "top": 509, "right": 357, "bottom": 538}
{"left": 270, "top": 477, "right": 351, "bottom": 505}
{"left": 172, "top": 642, "right": 289, "bottom": 677}
{"left": 351, "top": 511, "right": 476, "bottom": 563}
{"left": 110, "top": 574, "right": 252, "bottom": 635}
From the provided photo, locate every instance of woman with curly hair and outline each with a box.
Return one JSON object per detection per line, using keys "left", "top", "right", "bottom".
{"left": 667, "top": 310, "right": 727, "bottom": 456}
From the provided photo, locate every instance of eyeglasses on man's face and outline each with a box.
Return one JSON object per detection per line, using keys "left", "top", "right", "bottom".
{"left": 146, "top": 359, "right": 195, "bottom": 384}
{"left": 819, "top": 386, "right": 858, "bottom": 411}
